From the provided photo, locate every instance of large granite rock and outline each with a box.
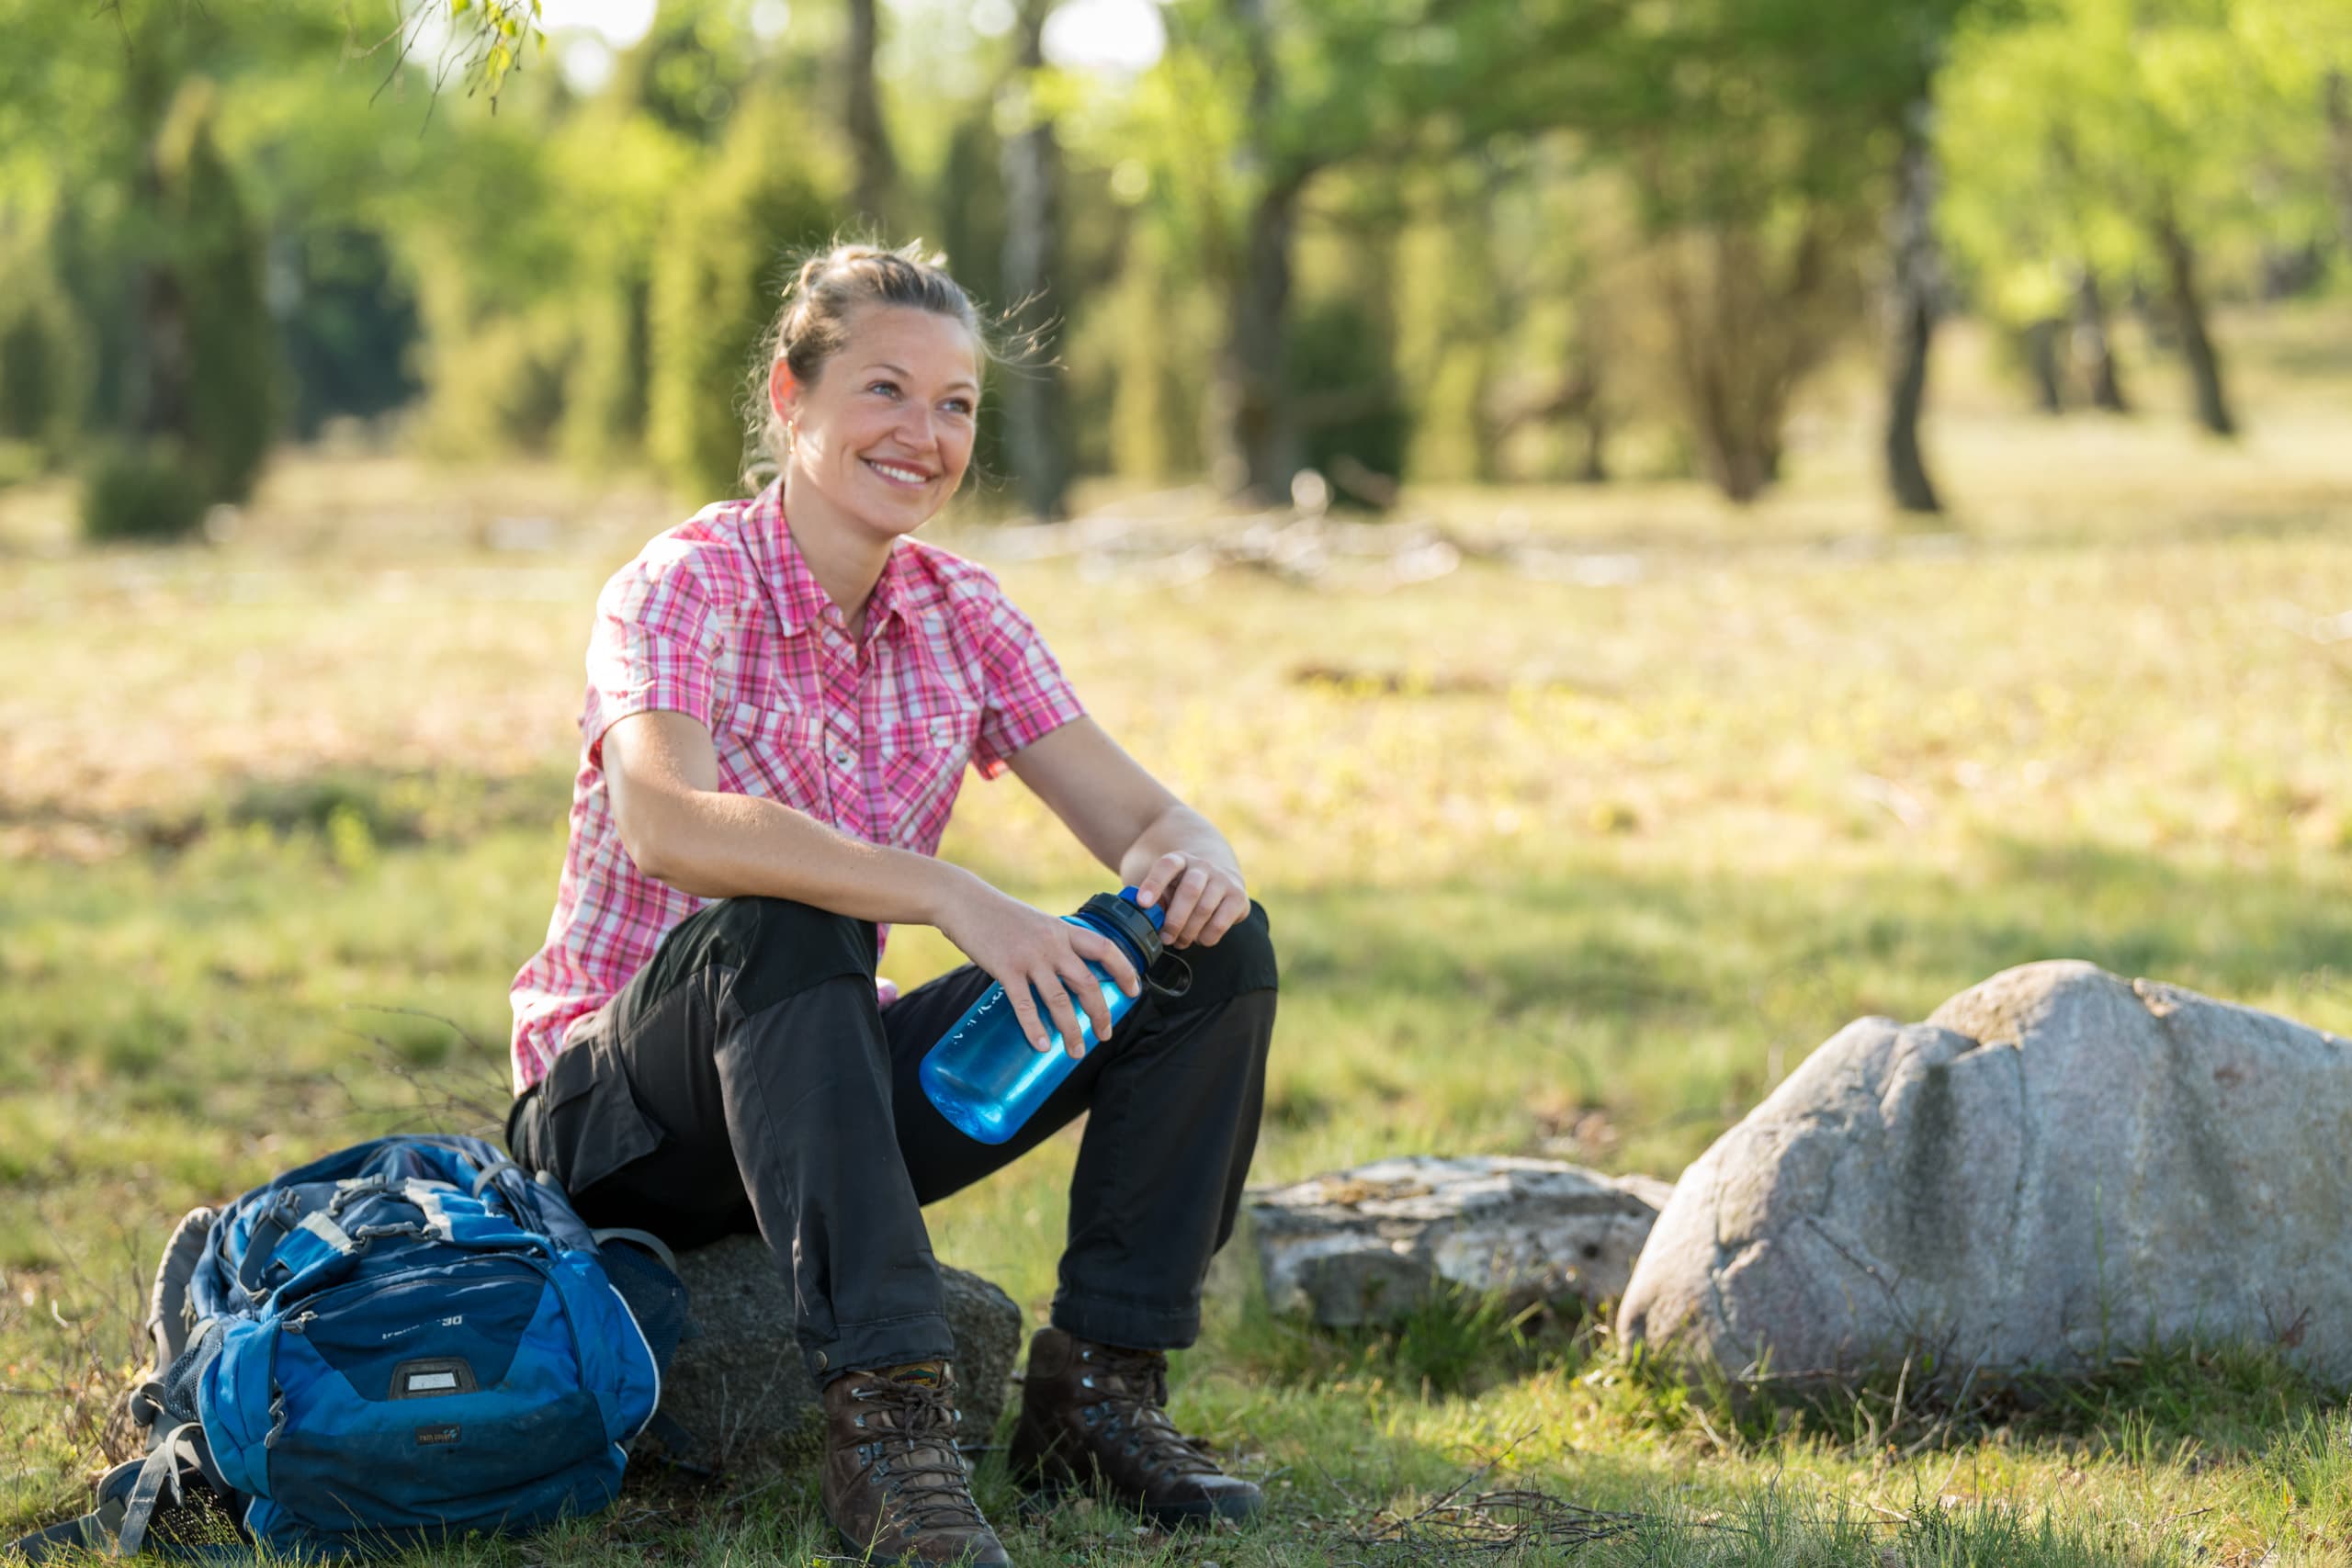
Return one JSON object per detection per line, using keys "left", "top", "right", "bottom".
{"left": 660, "top": 1235, "right": 1023, "bottom": 1471}
{"left": 1247, "top": 1156, "right": 1674, "bottom": 1325}
{"left": 1621, "top": 962, "right": 2352, "bottom": 1389}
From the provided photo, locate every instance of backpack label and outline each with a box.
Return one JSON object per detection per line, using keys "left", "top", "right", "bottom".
{"left": 414, "top": 1424, "right": 461, "bottom": 1447}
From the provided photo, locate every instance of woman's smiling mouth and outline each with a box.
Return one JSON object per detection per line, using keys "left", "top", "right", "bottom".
{"left": 865, "top": 457, "right": 932, "bottom": 489}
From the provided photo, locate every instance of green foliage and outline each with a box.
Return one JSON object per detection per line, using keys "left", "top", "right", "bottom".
{"left": 1395, "top": 172, "right": 1506, "bottom": 485}
{"left": 78, "top": 438, "right": 209, "bottom": 542}
{"left": 394, "top": 108, "right": 589, "bottom": 459}
{"left": 562, "top": 282, "right": 652, "bottom": 470}
{"left": 1939, "top": 0, "right": 2333, "bottom": 325}
{"left": 927, "top": 105, "right": 1012, "bottom": 492}
{"left": 157, "top": 83, "right": 278, "bottom": 506}
{"left": 556, "top": 108, "right": 697, "bottom": 468}
{"left": 275, "top": 228, "right": 422, "bottom": 440}
{"left": 1098, "top": 228, "right": 1200, "bottom": 481}
{"left": 1286, "top": 295, "right": 1410, "bottom": 500}
{"left": 648, "top": 98, "right": 843, "bottom": 502}
{"left": 0, "top": 220, "right": 88, "bottom": 464}
{"left": 605, "top": 0, "right": 763, "bottom": 145}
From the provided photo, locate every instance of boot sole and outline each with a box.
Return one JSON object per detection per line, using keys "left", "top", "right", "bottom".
{"left": 1012, "top": 1471, "right": 1263, "bottom": 1529}
{"left": 833, "top": 1523, "right": 1012, "bottom": 1566}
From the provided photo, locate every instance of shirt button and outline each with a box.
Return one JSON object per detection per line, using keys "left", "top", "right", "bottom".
{"left": 832, "top": 749, "right": 853, "bottom": 767}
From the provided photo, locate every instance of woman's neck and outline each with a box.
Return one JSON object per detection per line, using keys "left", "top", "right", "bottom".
{"left": 781, "top": 469, "right": 890, "bottom": 636}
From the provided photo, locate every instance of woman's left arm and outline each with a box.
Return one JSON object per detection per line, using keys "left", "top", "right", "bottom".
{"left": 1005, "top": 716, "right": 1250, "bottom": 949}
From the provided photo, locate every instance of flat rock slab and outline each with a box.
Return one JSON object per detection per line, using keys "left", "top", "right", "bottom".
{"left": 1620, "top": 961, "right": 2352, "bottom": 1390}
{"left": 1247, "top": 1156, "right": 1673, "bottom": 1325}
{"left": 661, "top": 1235, "right": 1023, "bottom": 1472}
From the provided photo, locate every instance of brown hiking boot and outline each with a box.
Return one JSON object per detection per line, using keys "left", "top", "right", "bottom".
{"left": 820, "top": 1362, "right": 1010, "bottom": 1566}
{"left": 1009, "top": 1327, "right": 1262, "bottom": 1528}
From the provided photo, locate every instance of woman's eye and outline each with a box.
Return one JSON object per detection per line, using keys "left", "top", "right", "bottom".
{"left": 867, "top": 380, "right": 901, "bottom": 399}
{"left": 943, "top": 398, "right": 974, "bottom": 417}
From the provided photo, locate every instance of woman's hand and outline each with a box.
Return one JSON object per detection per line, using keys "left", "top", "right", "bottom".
{"left": 935, "top": 878, "right": 1142, "bottom": 1058}
{"left": 1134, "top": 851, "right": 1249, "bottom": 950}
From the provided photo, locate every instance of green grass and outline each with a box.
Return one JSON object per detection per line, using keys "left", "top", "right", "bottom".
{"left": 9, "top": 311, "right": 2352, "bottom": 1562}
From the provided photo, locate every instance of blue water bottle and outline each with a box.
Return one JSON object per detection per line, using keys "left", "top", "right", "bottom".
{"left": 919, "top": 887, "right": 1167, "bottom": 1144}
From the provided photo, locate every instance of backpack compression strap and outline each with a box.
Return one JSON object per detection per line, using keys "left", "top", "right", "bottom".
{"left": 118, "top": 1422, "right": 231, "bottom": 1557}
{"left": 8, "top": 1423, "right": 242, "bottom": 1562}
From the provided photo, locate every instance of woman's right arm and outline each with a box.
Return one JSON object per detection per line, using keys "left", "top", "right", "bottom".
{"left": 603, "top": 709, "right": 1137, "bottom": 1052}
{"left": 605, "top": 708, "right": 968, "bottom": 923}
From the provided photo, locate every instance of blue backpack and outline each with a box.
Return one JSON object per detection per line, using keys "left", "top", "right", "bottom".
{"left": 17, "top": 1135, "right": 684, "bottom": 1560}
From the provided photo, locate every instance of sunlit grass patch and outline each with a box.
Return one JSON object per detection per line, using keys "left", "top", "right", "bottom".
{"left": 9, "top": 317, "right": 2352, "bottom": 1560}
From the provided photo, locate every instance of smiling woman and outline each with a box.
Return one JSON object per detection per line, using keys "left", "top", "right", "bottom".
{"left": 501, "top": 241, "right": 1279, "bottom": 1566}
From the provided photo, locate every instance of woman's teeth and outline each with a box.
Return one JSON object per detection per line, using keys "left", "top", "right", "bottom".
{"left": 867, "top": 458, "right": 927, "bottom": 486}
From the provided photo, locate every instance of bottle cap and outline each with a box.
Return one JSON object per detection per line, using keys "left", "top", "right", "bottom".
{"left": 1083, "top": 889, "right": 1164, "bottom": 968}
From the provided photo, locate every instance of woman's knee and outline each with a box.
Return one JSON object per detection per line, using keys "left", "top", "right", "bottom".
{"left": 1164, "top": 900, "right": 1278, "bottom": 1006}
{"left": 690, "top": 897, "right": 877, "bottom": 1015}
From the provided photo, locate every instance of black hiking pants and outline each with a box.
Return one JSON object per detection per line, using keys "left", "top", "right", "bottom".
{"left": 506, "top": 896, "right": 1278, "bottom": 1382}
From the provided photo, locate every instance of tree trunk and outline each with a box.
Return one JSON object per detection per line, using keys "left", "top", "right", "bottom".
{"left": 2072, "top": 267, "right": 2129, "bottom": 413}
{"left": 998, "top": 0, "right": 1068, "bottom": 519}
{"left": 842, "top": 0, "right": 897, "bottom": 226}
{"left": 2154, "top": 210, "right": 2235, "bottom": 437}
{"left": 1882, "top": 102, "right": 1942, "bottom": 515}
{"left": 121, "top": 21, "right": 182, "bottom": 444}
{"left": 2327, "top": 70, "right": 2352, "bottom": 263}
{"left": 1206, "top": 0, "right": 1303, "bottom": 503}
{"left": 1208, "top": 180, "right": 1300, "bottom": 502}
{"left": 2019, "top": 319, "right": 2065, "bottom": 412}
{"left": 1576, "top": 395, "right": 1609, "bottom": 484}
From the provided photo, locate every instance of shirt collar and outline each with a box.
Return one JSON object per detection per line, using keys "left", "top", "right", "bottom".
{"left": 744, "top": 480, "right": 909, "bottom": 641}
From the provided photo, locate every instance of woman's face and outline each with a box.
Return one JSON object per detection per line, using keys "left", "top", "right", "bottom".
{"left": 775, "top": 304, "right": 980, "bottom": 544}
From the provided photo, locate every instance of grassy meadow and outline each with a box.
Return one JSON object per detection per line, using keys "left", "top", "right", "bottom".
{"left": 7, "top": 307, "right": 2352, "bottom": 1563}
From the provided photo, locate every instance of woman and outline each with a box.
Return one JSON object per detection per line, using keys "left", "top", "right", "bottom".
{"left": 504, "top": 243, "right": 1278, "bottom": 1567}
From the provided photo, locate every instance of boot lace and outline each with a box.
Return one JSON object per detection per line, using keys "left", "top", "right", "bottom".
{"left": 850, "top": 1377, "right": 988, "bottom": 1531}
{"left": 1082, "top": 1345, "right": 1223, "bottom": 1483}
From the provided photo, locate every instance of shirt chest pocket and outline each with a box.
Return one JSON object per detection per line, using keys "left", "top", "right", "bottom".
{"left": 871, "top": 706, "right": 980, "bottom": 840}
{"left": 718, "top": 701, "right": 823, "bottom": 803}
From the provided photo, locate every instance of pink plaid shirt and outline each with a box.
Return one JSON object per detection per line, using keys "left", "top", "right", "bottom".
{"left": 508, "top": 482, "right": 1085, "bottom": 1092}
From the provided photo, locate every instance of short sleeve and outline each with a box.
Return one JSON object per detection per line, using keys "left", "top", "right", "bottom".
{"left": 969, "top": 590, "right": 1085, "bottom": 779}
{"left": 581, "top": 543, "right": 728, "bottom": 770}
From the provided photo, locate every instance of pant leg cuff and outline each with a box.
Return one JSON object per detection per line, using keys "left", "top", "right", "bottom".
{"left": 1051, "top": 1292, "right": 1199, "bottom": 1351}
{"left": 802, "top": 1313, "right": 957, "bottom": 1385}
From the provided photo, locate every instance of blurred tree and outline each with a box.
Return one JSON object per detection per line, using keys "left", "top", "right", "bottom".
{"left": 649, "top": 96, "right": 844, "bottom": 500}
{"left": 272, "top": 228, "right": 422, "bottom": 440}
{"left": 0, "top": 214, "right": 91, "bottom": 466}
{"left": 997, "top": 0, "right": 1071, "bottom": 519}
{"left": 933, "top": 103, "right": 1014, "bottom": 491}
{"left": 1608, "top": 0, "right": 1987, "bottom": 509}
{"left": 1612, "top": 51, "right": 1870, "bottom": 502}
{"left": 1483, "top": 141, "right": 1634, "bottom": 484}
{"left": 1102, "top": 224, "right": 1198, "bottom": 481}
{"left": 2335, "top": 71, "right": 2352, "bottom": 258}
{"left": 558, "top": 110, "right": 697, "bottom": 468}
{"left": 1395, "top": 161, "right": 1502, "bottom": 485}
{"left": 1287, "top": 176, "right": 1411, "bottom": 501}
{"left": 1087, "top": 0, "right": 1636, "bottom": 503}
{"left": 389, "top": 102, "right": 588, "bottom": 457}
{"left": 2235, "top": 0, "right": 2352, "bottom": 269}
{"left": 845, "top": 0, "right": 900, "bottom": 225}
{"left": 1883, "top": 97, "right": 1947, "bottom": 513}
{"left": 2075, "top": 268, "right": 2133, "bottom": 412}
{"left": 156, "top": 83, "right": 277, "bottom": 505}
{"left": 609, "top": 0, "right": 760, "bottom": 142}
{"left": 1940, "top": 0, "right": 2324, "bottom": 440}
